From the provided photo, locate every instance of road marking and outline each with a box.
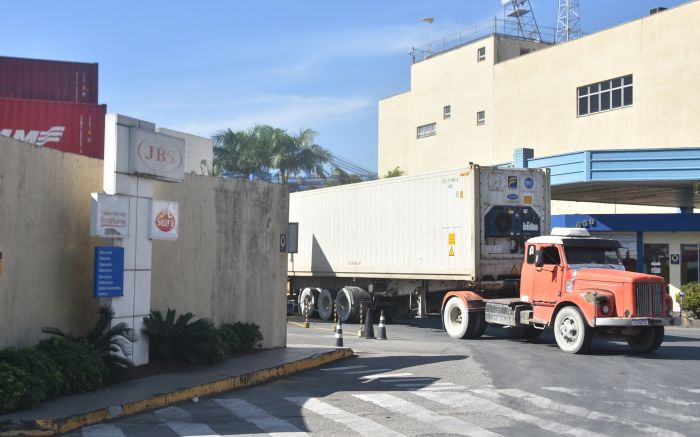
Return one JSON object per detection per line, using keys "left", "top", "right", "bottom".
{"left": 354, "top": 393, "right": 501, "bottom": 437}
{"left": 394, "top": 382, "right": 455, "bottom": 387}
{"left": 286, "top": 396, "right": 406, "bottom": 437}
{"left": 320, "top": 365, "right": 367, "bottom": 371}
{"left": 155, "top": 406, "right": 219, "bottom": 437}
{"left": 625, "top": 388, "right": 700, "bottom": 406}
{"left": 416, "top": 390, "right": 610, "bottom": 437}
{"left": 498, "top": 388, "right": 684, "bottom": 437}
{"left": 82, "top": 424, "right": 126, "bottom": 437}
{"left": 346, "top": 368, "right": 393, "bottom": 374}
{"left": 682, "top": 388, "right": 700, "bottom": 394}
{"left": 541, "top": 386, "right": 582, "bottom": 396}
{"left": 215, "top": 398, "right": 309, "bottom": 436}
{"left": 643, "top": 405, "right": 700, "bottom": 424}
{"left": 359, "top": 372, "right": 414, "bottom": 383}
{"left": 380, "top": 378, "right": 437, "bottom": 383}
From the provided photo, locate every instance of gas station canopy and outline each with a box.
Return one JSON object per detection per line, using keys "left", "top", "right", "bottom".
{"left": 527, "top": 148, "right": 700, "bottom": 209}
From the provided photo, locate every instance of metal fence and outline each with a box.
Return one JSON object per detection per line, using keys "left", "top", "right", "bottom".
{"left": 410, "top": 17, "right": 558, "bottom": 64}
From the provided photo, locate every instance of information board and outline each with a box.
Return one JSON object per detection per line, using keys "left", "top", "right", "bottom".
{"left": 93, "top": 247, "right": 125, "bottom": 297}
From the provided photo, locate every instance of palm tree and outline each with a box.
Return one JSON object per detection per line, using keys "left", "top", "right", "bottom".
{"left": 212, "top": 125, "right": 272, "bottom": 179}
{"left": 270, "top": 128, "right": 332, "bottom": 184}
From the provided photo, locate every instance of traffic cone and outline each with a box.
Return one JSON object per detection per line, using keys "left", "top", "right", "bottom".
{"left": 335, "top": 321, "right": 344, "bottom": 347}
{"left": 377, "top": 310, "right": 387, "bottom": 340}
{"left": 363, "top": 307, "right": 375, "bottom": 339}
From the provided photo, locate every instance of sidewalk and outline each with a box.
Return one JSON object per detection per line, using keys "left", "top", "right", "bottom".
{"left": 0, "top": 346, "right": 353, "bottom": 436}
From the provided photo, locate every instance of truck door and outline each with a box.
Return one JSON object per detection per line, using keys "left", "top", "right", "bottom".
{"left": 532, "top": 245, "right": 564, "bottom": 305}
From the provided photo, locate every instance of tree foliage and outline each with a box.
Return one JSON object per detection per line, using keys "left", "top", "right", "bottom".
{"left": 384, "top": 166, "right": 405, "bottom": 178}
{"left": 213, "top": 125, "right": 331, "bottom": 184}
{"left": 325, "top": 166, "right": 363, "bottom": 187}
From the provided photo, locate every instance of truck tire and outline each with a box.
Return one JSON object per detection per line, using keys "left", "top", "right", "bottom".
{"left": 336, "top": 286, "right": 371, "bottom": 323}
{"left": 468, "top": 310, "right": 487, "bottom": 339}
{"left": 553, "top": 306, "right": 592, "bottom": 354}
{"left": 443, "top": 297, "right": 481, "bottom": 339}
{"left": 298, "top": 288, "right": 319, "bottom": 317}
{"left": 627, "top": 326, "right": 664, "bottom": 353}
{"left": 317, "top": 289, "right": 338, "bottom": 321}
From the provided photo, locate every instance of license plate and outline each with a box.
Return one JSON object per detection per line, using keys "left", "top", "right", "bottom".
{"left": 632, "top": 319, "right": 649, "bottom": 326}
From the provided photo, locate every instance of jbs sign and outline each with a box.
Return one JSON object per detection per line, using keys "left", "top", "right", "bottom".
{"left": 129, "top": 128, "right": 185, "bottom": 182}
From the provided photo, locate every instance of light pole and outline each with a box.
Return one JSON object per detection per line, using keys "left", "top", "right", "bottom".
{"left": 420, "top": 17, "right": 434, "bottom": 55}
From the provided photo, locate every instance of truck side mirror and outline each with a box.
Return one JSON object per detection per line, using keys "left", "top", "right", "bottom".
{"left": 535, "top": 251, "right": 544, "bottom": 268}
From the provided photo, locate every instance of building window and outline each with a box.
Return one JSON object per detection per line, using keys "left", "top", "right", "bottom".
{"left": 443, "top": 105, "right": 451, "bottom": 119}
{"left": 417, "top": 123, "right": 436, "bottom": 139}
{"left": 681, "top": 244, "right": 699, "bottom": 285}
{"left": 477, "top": 47, "right": 486, "bottom": 62}
{"left": 578, "top": 75, "right": 633, "bottom": 117}
{"left": 476, "top": 111, "right": 485, "bottom": 126}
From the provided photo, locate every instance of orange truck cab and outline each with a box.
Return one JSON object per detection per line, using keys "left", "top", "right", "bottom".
{"left": 442, "top": 227, "right": 674, "bottom": 354}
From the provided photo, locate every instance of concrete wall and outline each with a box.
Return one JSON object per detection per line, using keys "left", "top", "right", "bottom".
{"left": 152, "top": 176, "right": 289, "bottom": 348}
{"left": 378, "top": 1, "right": 700, "bottom": 185}
{"left": 0, "top": 136, "right": 103, "bottom": 348}
{"left": 0, "top": 135, "right": 289, "bottom": 349}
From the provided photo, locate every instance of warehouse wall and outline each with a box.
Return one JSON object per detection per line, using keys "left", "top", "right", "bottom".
{"left": 0, "top": 135, "right": 289, "bottom": 349}
{"left": 0, "top": 136, "right": 103, "bottom": 348}
{"left": 152, "top": 176, "right": 289, "bottom": 348}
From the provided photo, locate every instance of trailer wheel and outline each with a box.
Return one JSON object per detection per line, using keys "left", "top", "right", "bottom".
{"left": 553, "top": 306, "right": 592, "bottom": 354}
{"left": 336, "top": 286, "right": 371, "bottom": 323}
{"left": 443, "top": 297, "right": 479, "bottom": 339}
{"left": 317, "top": 289, "right": 337, "bottom": 321}
{"left": 298, "top": 288, "right": 319, "bottom": 317}
{"left": 627, "top": 326, "right": 664, "bottom": 353}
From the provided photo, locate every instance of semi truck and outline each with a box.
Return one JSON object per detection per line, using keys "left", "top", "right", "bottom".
{"left": 288, "top": 165, "right": 673, "bottom": 353}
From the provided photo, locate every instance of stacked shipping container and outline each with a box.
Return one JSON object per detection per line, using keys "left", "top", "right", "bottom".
{"left": 0, "top": 56, "right": 105, "bottom": 159}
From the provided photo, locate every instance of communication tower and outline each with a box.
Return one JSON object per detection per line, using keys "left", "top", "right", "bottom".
{"left": 501, "top": 0, "right": 542, "bottom": 41}
{"left": 556, "top": 0, "right": 581, "bottom": 43}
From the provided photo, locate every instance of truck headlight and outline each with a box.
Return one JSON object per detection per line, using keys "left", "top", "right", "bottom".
{"left": 601, "top": 303, "right": 610, "bottom": 315}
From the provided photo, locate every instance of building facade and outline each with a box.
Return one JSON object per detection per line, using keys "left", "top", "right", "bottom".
{"left": 379, "top": 1, "right": 700, "bottom": 181}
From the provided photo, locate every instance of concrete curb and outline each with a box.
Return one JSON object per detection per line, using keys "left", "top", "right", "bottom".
{"left": 0, "top": 348, "right": 354, "bottom": 436}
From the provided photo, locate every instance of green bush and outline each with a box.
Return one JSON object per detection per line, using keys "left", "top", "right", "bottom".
{"left": 142, "top": 309, "right": 225, "bottom": 365}
{"left": 226, "top": 322, "right": 263, "bottom": 352}
{"left": 42, "top": 305, "right": 135, "bottom": 377}
{"left": 37, "top": 337, "right": 104, "bottom": 394}
{"left": 218, "top": 324, "right": 241, "bottom": 356}
{"left": 0, "top": 363, "right": 29, "bottom": 413}
{"left": 0, "top": 347, "right": 63, "bottom": 408}
{"left": 678, "top": 282, "right": 700, "bottom": 317}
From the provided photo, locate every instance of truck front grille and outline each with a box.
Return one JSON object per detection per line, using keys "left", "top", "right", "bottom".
{"left": 634, "top": 283, "right": 664, "bottom": 317}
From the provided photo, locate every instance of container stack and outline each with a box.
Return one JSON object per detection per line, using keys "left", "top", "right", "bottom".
{"left": 0, "top": 56, "right": 106, "bottom": 159}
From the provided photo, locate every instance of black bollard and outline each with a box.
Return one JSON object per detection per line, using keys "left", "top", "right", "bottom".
{"left": 335, "top": 321, "right": 344, "bottom": 347}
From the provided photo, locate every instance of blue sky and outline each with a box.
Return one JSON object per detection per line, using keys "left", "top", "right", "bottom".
{"left": 2, "top": 0, "right": 689, "bottom": 172}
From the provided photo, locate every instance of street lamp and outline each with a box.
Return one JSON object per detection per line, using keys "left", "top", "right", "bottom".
{"left": 420, "top": 17, "right": 434, "bottom": 55}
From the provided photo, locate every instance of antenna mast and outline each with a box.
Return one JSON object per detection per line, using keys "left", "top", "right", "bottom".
{"left": 501, "top": 0, "right": 542, "bottom": 41}
{"left": 556, "top": 0, "right": 581, "bottom": 43}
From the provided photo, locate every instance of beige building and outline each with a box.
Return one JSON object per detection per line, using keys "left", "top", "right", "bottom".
{"left": 379, "top": 1, "right": 700, "bottom": 188}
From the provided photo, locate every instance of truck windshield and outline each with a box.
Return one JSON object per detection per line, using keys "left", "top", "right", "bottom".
{"left": 563, "top": 245, "right": 624, "bottom": 270}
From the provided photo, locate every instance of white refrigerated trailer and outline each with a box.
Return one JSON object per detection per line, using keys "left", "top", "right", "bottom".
{"left": 288, "top": 164, "right": 550, "bottom": 322}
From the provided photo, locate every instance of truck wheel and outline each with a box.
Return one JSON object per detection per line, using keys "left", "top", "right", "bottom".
{"left": 443, "top": 297, "right": 479, "bottom": 339}
{"left": 298, "top": 288, "right": 318, "bottom": 317}
{"left": 627, "top": 326, "right": 664, "bottom": 353}
{"left": 317, "top": 289, "right": 337, "bottom": 321}
{"left": 553, "top": 306, "right": 592, "bottom": 354}
{"left": 336, "top": 286, "right": 371, "bottom": 323}
{"left": 468, "top": 311, "right": 487, "bottom": 339}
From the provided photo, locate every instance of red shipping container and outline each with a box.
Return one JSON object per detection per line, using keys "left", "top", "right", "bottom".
{"left": 0, "top": 56, "right": 98, "bottom": 104}
{"left": 0, "top": 98, "right": 106, "bottom": 159}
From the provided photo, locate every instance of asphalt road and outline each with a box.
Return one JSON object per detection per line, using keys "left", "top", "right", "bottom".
{"left": 69, "top": 317, "right": 700, "bottom": 436}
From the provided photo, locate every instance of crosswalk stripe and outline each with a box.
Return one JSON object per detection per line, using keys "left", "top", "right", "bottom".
{"left": 626, "top": 387, "right": 700, "bottom": 406}
{"left": 394, "top": 382, "right": 455, "bottom": 387}
{"left": 499, "top": 388, "right": 685, "bottom": 437}
{"left": 82, "top": 424, "right": 127, "bottom": 437}
{"left": 286, "top": 396, "right": 406, "bottom": 437}
{"left": 155, "top": 406, "right": 219, "bottom": 437}
{"left": 381, "top": 378, "right": 436, "bottom": 383}
{"left": 320, "top": 365, "right": 367, "bottom": 371}
{"left": 541, "top": 386, "right": 582, "bottom": 396}
{"left": 346, "top": 368, "right": 393, "bottom": 374}
{"left": 214, "top": 399, "right": 309, "bottom": 436}
{"left": 359, "top": 372, "right": 414, "bottom": 383}
{"left": 354, "top": 393, "right": 502, "bottom": 437}
{"left": 415, "top": 390, "right": 610, "bottom": 437}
